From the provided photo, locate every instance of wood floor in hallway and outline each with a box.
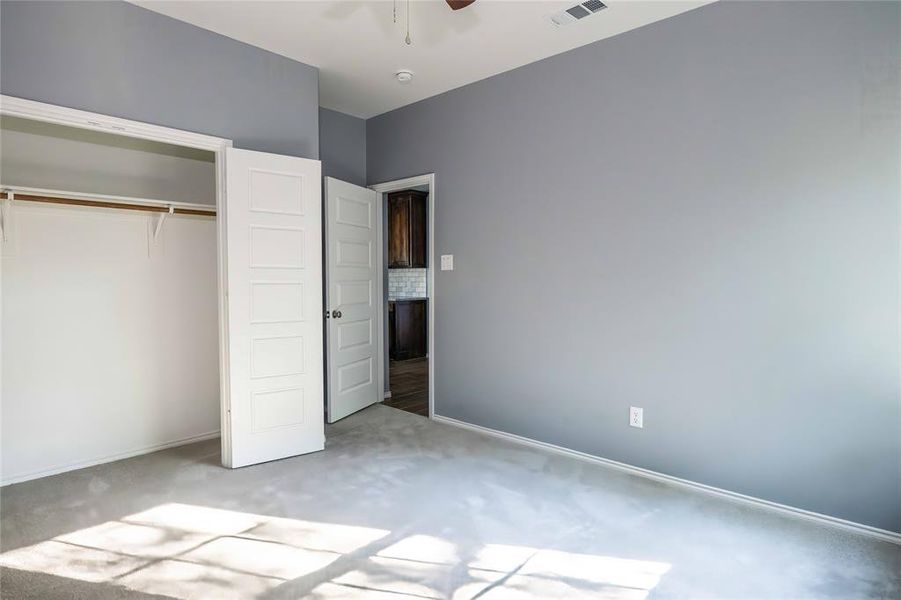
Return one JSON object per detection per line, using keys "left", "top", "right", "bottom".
{"left": 385, "top": 357, "right": 428, "bottom": 416}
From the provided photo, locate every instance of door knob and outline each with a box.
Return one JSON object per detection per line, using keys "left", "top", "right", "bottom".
{"left": 332, "top": 310, "right": 342, "bottom": 319}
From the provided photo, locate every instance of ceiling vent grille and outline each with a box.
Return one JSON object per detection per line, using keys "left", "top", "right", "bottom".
{"left": 551, "top": 0, "right": 607, "bottom": 26}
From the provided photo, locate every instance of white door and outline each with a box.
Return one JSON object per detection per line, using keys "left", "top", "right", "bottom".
{"left": 222, "top": 148, "right": 324, "bottom": 468}
{"left": 325, "top": 177, "right": 382, "bottom": 423}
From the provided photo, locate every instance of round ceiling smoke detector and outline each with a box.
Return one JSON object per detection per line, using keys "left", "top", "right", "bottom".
{"left": 395, "top": 70, "right": 414, "bottom": 84}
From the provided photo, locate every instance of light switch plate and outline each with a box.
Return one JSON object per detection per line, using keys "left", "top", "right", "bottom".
{"left": 441, "top": 255, "right": 454, "bottom": 271}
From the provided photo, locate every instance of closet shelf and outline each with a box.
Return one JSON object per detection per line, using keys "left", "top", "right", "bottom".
{"left": 0, "top": 185, "right": 216, "bottom": 216}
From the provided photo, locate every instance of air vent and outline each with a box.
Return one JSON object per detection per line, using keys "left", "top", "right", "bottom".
{"left": 565, "top": 5, "right": 590, "bottom": 19}
{"left": 551, "top": 0, "right": 607, "bottom": 26}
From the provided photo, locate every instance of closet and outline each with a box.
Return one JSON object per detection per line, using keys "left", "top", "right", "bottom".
{"left": 0, "top": 114, "right": 220, "bottom": 484}
{"left": 2, "top": 96, "right": 326, "bottom": 481}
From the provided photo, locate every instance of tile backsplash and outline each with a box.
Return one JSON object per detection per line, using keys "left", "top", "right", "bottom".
{"left": 389, "top": 268, "right": 427, "bottom": 299}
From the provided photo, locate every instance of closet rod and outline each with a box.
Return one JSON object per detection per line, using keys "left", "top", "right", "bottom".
{"left": 0, "top": 186, "right": 216, "bottom": 217}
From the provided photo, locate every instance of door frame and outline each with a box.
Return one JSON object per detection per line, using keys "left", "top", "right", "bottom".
{"left": 370, "top": 174, "right": 436, "bottom": 419}
{"left": 0, "top": 95, "right": 237, "bottom": 466}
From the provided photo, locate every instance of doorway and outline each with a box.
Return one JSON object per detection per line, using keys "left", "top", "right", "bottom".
{"left": 324, "top": 174, "right": 435, "bottom": 423}
{"left": 371, "top": 175, "right": 435, "bottom": 419}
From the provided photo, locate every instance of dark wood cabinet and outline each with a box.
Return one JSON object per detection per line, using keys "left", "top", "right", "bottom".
{"left": 389, "top": 299, "right": 427, "bottom": 360}
{"left": 388, "top": 190, "right": 428, "bottom": 268}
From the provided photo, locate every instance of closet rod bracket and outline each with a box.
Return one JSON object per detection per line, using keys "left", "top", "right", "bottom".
{"left": 153, "top": 205, "right": 174, "bottom": 242}
{"left": 0, "top": 189, "right": 13, "bottom": 243}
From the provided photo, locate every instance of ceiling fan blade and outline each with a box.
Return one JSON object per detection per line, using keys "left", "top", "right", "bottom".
{"left": 446, "top": 0, "right": 476, "bottom": 10}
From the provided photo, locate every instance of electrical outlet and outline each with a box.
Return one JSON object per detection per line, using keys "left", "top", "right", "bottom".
{"left": 629, "top": 407, "right": 643, "bottom": 428}
{"left": 441, "top": 254, "right": 454, "bottom": 271}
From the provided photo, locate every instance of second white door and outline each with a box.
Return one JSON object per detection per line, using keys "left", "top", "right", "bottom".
{"left": 325, "top": 177, "right": 382, "bottom": 423}
{"left": 223, "top": 148, "right": 324, "bottom": 468}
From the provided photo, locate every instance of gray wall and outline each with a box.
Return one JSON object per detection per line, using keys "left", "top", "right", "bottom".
{"left": 367, "top": 1, "right": 901, "bottom": 532}
{"left": 0, "top": 1, "right": 319, "bottom": 158}
{"left": 320, "top": 108, "right": 366, "bottom": 186}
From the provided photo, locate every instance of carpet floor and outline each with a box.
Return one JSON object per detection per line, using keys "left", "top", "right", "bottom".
{"left": 1, "top": 405, "right": 898, "bottom": 599}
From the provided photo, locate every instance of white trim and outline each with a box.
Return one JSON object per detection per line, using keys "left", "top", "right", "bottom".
{"left": 371, "top": 174, "right": 434, "bottom": 194}
{"left": 0, "top": 95, "right": 228, "bottom": 152}
{"left": 0, "top": 431, "right": 221, "bottom": 487}
{"left": 0, "top": 95, "right": 235, "bottom": 469}
{"left": 376, "top": 189, "right": 385, "bottom": 416}
{"left": 215, "top": 145, "right": 232, "bottom": 467}
{"left": 433, "top": 414, "right": 901, "bottom": 546}
{"left": 370, "top": 174, "right": 436, "bottom": 419}
{"left": 384, "top": 391, "right": 393, "bottom": 400}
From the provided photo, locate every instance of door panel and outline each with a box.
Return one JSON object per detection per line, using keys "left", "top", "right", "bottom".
{"left": 223, "top": 148, "right": 324, "bottom": 468}
{"left": 326, "top": 177, "right": 382, "bottom": 423}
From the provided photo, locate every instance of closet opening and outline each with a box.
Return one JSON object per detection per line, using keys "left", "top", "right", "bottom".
{"left": 1, "top": 112, "right": 222, "bottom": 485}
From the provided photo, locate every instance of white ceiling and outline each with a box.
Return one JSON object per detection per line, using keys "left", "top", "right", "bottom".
{"left": 133, "top": 0, "right": 712, "bottom": 119}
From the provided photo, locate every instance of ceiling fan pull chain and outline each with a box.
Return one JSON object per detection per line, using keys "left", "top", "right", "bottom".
{"left": 405, "top": 0, "right": 412, "bottom": 45}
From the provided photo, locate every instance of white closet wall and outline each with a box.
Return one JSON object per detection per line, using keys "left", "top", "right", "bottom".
{"left": 1, "top": 120, "right": 220, "bottom": 484}
{"left": 1, "top": 116, "right": 216, "bottom": 204}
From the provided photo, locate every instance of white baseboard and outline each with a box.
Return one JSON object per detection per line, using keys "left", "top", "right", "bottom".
{"left": 1, "top": 430, "right": 221, "bottom": 487}
{"left": 432, "top": 415, "right": 901, "bottom": 546}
